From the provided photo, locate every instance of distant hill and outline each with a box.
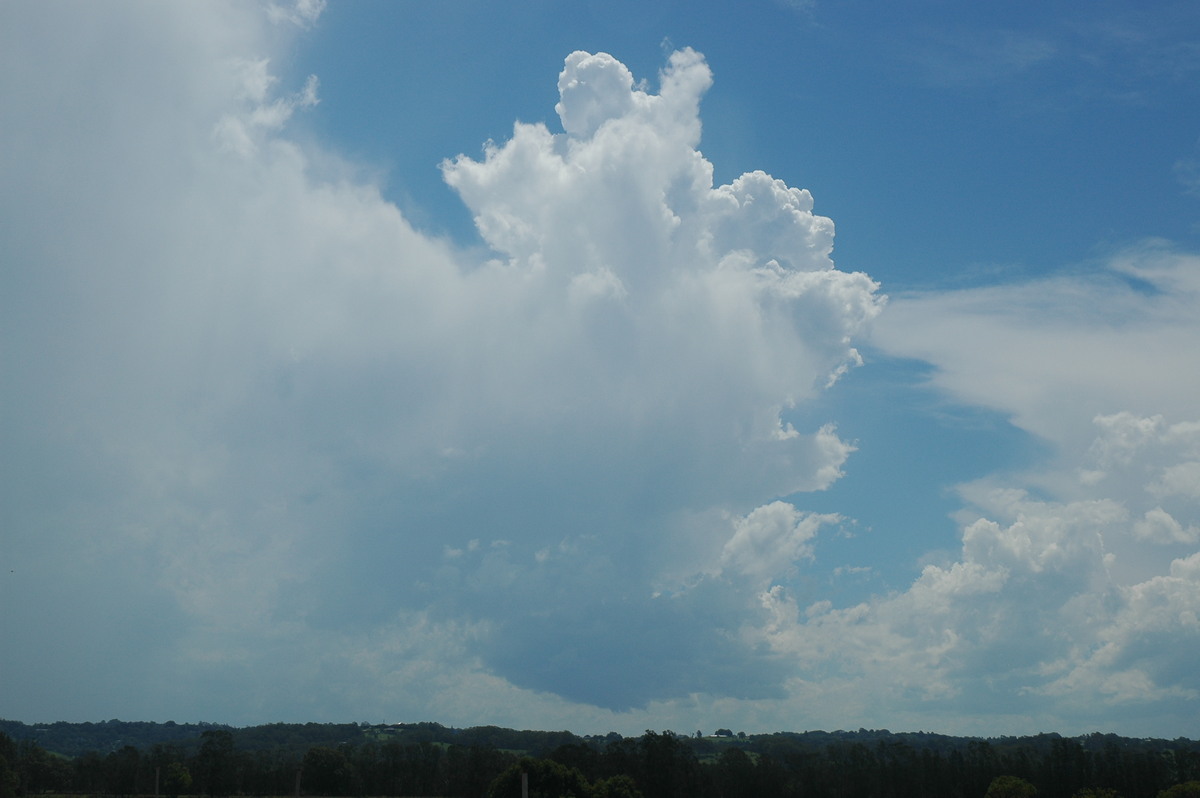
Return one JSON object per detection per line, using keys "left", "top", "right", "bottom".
{"left": 2, "top": 717, "right": 1197, "bottom": 760}
{"left": 0, "top": 719, "right": 585, "bottom": 759}
{"left": 3, "top": 719, "right": 1200, "bottom": 798}
{"left": 0, "top": 719, "right": 231, "bottom": 758}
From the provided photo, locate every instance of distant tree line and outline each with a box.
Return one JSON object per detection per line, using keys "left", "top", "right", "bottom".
{"left": 2, "top": 721, "right": 1200, "bottom": 798}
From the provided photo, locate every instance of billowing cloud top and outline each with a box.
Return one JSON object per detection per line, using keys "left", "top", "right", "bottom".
{"left": 424, "top": 46, "right": 882, "bottom": 708}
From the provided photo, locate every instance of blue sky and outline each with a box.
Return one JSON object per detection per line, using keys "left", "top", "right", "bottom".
{"left": 3, "top": 0, "right": 1200, "bottom": 738}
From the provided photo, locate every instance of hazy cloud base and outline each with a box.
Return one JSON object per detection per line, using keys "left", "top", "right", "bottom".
{"left": 2, "top": 1, "right": 1198, "bottom": 737}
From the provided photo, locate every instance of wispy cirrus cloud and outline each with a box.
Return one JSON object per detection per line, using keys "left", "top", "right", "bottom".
{"left": 904, "top": 27, "right": 1058, "bottom": 87}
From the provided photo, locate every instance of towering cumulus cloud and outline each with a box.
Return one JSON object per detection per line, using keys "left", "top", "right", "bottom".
{"left": 0, "top": 2, "right": 880, "bottom": 726}
{"left": 433, "top": 48, "right": 882, "bottom": 707}
{"left": 439, "top": 49, "right": 878, "bottom": 493}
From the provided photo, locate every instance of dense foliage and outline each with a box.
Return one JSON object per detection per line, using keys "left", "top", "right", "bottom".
{"left": 2, "top": 720, "right": 1199, "bottom": 798}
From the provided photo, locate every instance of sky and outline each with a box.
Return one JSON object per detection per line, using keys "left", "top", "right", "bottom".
{"left": 3, "top": 0, "right": 1200, "bottom": 739}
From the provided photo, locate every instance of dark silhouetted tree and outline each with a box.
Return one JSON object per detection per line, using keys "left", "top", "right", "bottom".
{"left": 593, "top": 774, "right": 645, "bottom": 798}
{"left": 486, "top": 757, "right": 590, "bottom": 798}
{"left": 105, "top": 746, "right": 142, "bottom": 797}
{"left": 163, "top": 762, "right": 193, "bottom": 798}
{"left": 986, "top": 775, "right": 1038, "bottom": 798}
{"left": 195, "top": 730, "right": 236, "bottom": 797}
{"left": 1073, "top": 788, "right": 1123, "bottom": 798}
{"left": 1160, "top": 783, "right": 1200, "bottom": 798}
{"left": 302, "top": 747, "right": 353, "bottom": 796}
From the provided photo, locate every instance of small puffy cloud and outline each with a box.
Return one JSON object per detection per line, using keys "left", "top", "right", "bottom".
{"left": 1037, "top": 550, "right": 1200, "bottom": 706}
{"left": 1090, "top": 412, "right": 1170, "bottom": 469}
{"left": 1154, "top": 461, "right": 1200, "bottom": 499}
{"left": 267, "top": 0, "right": 325, "bottom": 28}
{"left": 1134, "top": 508, "right": 1199, "bottom": 544}
{"left": 555, "top": 51, "right": 643, "bottom": 139}
{"left": 215, "top": 58, "right": 318, "bottom": 156}
{"left": 1077, "top": 413, "right": 1200, "bottom": 555}
{"left": 720, "top": 502, "right": 838, "bottom": 588}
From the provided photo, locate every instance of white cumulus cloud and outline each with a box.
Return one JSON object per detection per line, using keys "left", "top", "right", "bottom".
{"left": 720, "top": 502, "right": 838, "bottom": 588}
{"left": 0, "top": 4, "right": 881, "bottom": 723}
